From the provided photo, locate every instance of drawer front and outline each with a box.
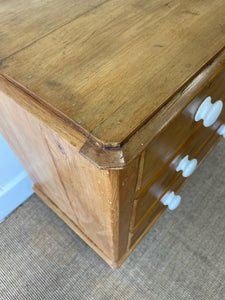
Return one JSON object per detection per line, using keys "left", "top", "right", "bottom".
{"left": 130, "top": 127, "right": 223, "bottom": 240}
{"left": 140, "top": 67, "right": 225, "bottom": 192}
{"left": 129, "top": 201, "right": 165, "bottom": 248}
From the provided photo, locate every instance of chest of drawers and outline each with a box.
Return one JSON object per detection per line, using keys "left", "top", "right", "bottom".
{"left": 0, "top": 0, "right": 225, "bottom": 268}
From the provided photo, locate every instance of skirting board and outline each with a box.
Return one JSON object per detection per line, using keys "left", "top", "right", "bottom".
{"left": 0, "top": 171, "right": 33, "bottom": 223}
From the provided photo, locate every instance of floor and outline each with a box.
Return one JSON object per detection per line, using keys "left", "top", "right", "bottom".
{"left": 0, "top": 140, "right": 225, "bottom": 300}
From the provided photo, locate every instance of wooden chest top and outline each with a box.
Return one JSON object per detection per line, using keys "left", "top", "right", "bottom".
{"left": 0, "top": 0, "right": 225, "bottom": 150}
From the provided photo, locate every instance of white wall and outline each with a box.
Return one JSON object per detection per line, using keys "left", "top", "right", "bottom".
{"left": 0, "top": 134, "right": 33, "bottom": 223}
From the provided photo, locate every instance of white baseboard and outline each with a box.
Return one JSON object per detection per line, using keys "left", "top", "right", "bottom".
{"left": 0, "top": 171, "right": 33, "bottom": 223}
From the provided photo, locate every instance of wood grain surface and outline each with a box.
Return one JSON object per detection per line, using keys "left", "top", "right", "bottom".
{"left": 1, "top": 0, "right": 225, "bottom": 268}
{"left": 1, "top": 0, "right": 225, "bottom": 148}
{"left": 0, "top": 85, "right": 139, "bottom": 266}
{"left": 0, "top": 0, "right": 106, "bottom": 59}
{"left": 80, "top": 54, "right": 225, "bottom": 169}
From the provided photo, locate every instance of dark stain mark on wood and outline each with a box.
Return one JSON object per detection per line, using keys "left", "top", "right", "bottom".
{"left": 0, "top": 59, "right": 7, "bottom": 67}
{"left": 153, "top": 44, "right": 164, "bottom": 48}
{"left": 1, "top": 65, "right": 9, "bottom": 69}
{"left": 57, "top": 142, "right": 65, "bottom": 154}
{"left": 164, "top": 2, "right": 172, "bottom": 8}
{"left": 45, "top": 80, "right": 61, "bottom": 89}
{"left": 219, "top": 23, "right": 225, "bottom": 33}
{"left": 207, "top": 81, "right": 213, "bottom": 89}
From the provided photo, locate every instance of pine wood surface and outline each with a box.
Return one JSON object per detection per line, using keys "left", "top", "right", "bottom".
{"left": 79, "top": 51, "right": 225, "bottom": 169}
{"left": 1, "top": 0, "right": 225, "bottom": 268}
{"left": 0, "top": 0, "right": 225, "bottom": 149}
{"left": 0, "top": 87, "right": 140, "bottom": 265}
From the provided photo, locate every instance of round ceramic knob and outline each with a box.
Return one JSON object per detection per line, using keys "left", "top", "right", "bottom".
{"left": 218, "top": 124, "right": 225, "bottom": 138}
{"left": 194, "top": 96, "right": 223, "bottom": 127}
{"left": 176, "top": 155, "right": 198, "bottom": 177}
{"left": 160, "top": 191, "right": 181, "bottom": 210}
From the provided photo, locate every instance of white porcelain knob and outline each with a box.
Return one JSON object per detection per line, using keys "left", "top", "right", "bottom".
{"left": 176, "top": 155, "right": 198, "bottom": 177}
{"left": 195, "top": 96, "right": 223, "bottom": 127}
{"left": 160, "top": 191, "right": 181, "bottom": 210}
{"left": 218, "top": 124, "right": 225, "bottom": 137}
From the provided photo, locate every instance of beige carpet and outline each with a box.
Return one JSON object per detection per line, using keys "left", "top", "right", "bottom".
{"left": 0, "top": 140, "right": 225, "bottom": 300}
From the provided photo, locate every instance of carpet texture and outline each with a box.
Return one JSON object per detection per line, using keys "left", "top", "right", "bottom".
{"left": 0, "top": 140, "right": 225, "bottom": 300}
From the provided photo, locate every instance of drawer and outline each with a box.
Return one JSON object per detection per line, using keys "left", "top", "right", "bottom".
{"left": 140, "top": 67, "right": 225, "bottom": 192}
{"left": 170, "top": 129, "right": 223, "bottom": 194}
{"left": 130, "top": 125, "right": 224, "bottom": 237}
{"left": 129, "top": 201, "right": 166, "bottom": 248}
